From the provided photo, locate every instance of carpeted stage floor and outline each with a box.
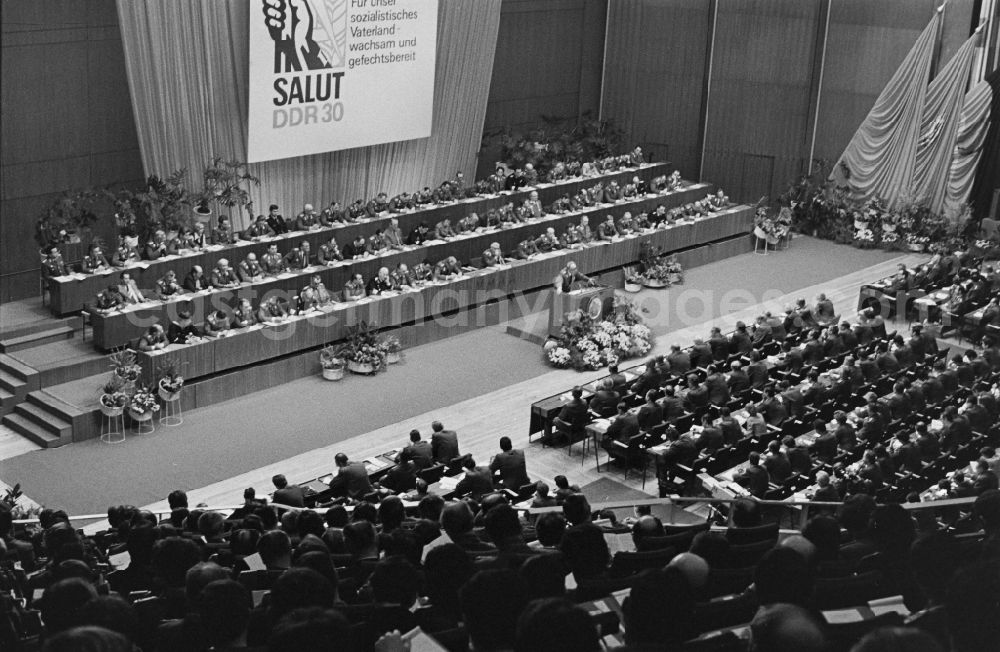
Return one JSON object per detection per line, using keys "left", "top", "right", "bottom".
{"left": 1, "top": 236, "right": 904, "bottom": 514}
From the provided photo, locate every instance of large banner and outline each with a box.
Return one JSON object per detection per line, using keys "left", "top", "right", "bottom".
{"left": 248, "top": 0, "right": 438, "bottom": 163}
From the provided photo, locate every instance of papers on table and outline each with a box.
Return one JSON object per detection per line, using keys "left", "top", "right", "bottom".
{"left": 242, "top": 552, "right": 267, "bottom": 572}
{"left": 823, "top": 609, "right": 865, "bottom": 624}
{"left": 868, "top": 595, "right": 909, "bottom": 618}
{"left": 437, "top": 473, "right": 464, "bottom": 492}
{"left": 108, "top": 550, "right": 131, "bottom": 570}
{"left": 604, "top": 532, "right": 634, "bottom": 556}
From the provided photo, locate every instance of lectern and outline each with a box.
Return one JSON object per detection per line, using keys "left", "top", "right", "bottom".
{"left": 548, "top": 285, "right": 616, "bottom": 337}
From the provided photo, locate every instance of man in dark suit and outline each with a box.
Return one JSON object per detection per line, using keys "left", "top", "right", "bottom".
{"left": 265, "top": 204, "right": 289, "bottom": 234}
{"left": 605, "top": 402, "right": 640, "bottom": 446}
{"left": 398, "top": 429, "right": 434, "bottom": 470}
{"left": 729, "top": 322, "right": 752, "bottom": 356}
{"left": 746, "top": 351, "right": 769, "bottom": 389}
{"left": 430, "top": 421, "right": 460, "bottom": 464}
{"left": 696, "top": 414, "right": 723, "bottom": 454}
{"left": 271, "top": 474, "right": 305, "bottom": 508}
{"left": 588, "top": 379, "right": 620, "bottom": 418}
{"left": 329, "top": 453, "right": 374, "bottom": 499}
{"left": 630, "top": 360, "right": 661, "bottom": 398}
{"left": 553, "top": 386, "right": 590, "bottom": 442}
{"left": 636, "top": 390, "right": 664, "bottom": 431}
{"left": 666, "top": 345, "right": 691, "bottom": 377}
{"left": 812, "top": 471, "right": 840, "bottom": 502}
{"left": 683, "top": 374, "right": 710, "bottom": 412}
{"left": 489, "top": 436, "right": 530, "bottom": 490}
{"left": 607, "top": 364, "right": 628, "bottom": 392}
{"left": 704, "top": 364, "right": 731, "bottom": 406}
{"left": 658, "top": 385, "right": 685, "bottom": 423}
{"left": 734, "top": 452, "right": 770, "bottom": 498}
{"left": 727, "top": 361, "right": 751, "bottom": 394}
{"left": 690, "top": 338, "right": 713, "bottom": 369}
{"left": 455, "top": 457, "right": 494, "bottom": 500}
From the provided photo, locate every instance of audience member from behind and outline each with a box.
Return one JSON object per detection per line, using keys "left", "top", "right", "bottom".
{"left": 618, "top": 567, "right": 696, "bottom": 650}
{"left": 514, "top": 597, "right": 600, "bottom": 652}
{"left": 461, "top": 569, "right": 530, "bottom": 652}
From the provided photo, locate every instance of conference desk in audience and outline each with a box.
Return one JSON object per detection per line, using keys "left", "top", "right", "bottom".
{"left": 96, "top": 194, "right": 743, "bottom": 350}
{"left": 49, "top": 163, "right": 675, "bottom": 316}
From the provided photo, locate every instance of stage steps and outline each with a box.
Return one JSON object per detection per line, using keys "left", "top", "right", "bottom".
{"left": 2, "top": 391, "right": 81, "bottom": 448}
{"left": 0, "top": 321, "right": 77, "bottom": 353}
{"left": 0, "top": 354, "right": 40, "bottom": 416}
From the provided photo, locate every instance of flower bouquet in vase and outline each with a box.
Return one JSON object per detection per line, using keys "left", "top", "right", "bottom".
{"left": 906, "top": 234, "right": 929, "bottom": 252}
{"left": 127, "top": 385, "right": 160, "bottom": 422}
{"left": 334, "top": 321, "right": 388, "bottom": 374}
{"left": 98, "top": 375, "right": 129, "bottom": 417}
{"left": 109, "top": 349, "right": 141, "bottom": 389}
{"left": 379, "top": 335, "right": 403, "bottom": 364}
{"left": 319, "top": 344, "right": 345, "bottom": 380}
{"left": 155, "top": 357, "right": 185, "bottom": 401}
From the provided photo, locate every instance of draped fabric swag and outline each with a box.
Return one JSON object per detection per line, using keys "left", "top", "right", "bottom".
{"left": 829, "top": 12, "right": 939, "bottom": 204}
{"left": 944, "top": 77, "right": 994, "bottom": 215}
{"left": 913, "top": 30, "right": 980, "bottom": 214}
{"left": 116, "top": 0, "right": 501, "bottom": 230}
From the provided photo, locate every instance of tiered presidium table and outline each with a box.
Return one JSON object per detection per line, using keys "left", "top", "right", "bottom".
{"left": 92, "top": 183, "right": 737, "bottom": 350}
{"left": 50, "top": 163, "right": 675, "bottom": 316}
{"left": 135, "top": 207, "right": 753, "bottom": 381}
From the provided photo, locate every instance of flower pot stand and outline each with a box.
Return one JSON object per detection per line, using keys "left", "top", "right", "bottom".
{"left": 347, "top": 360, "right": 375, "bottom": 374}
{"left": 129, "top": 409, "right": 155, "bottom": 435}
{"left": 100, "top": 408, "right": 125, "bottom": 444}
{"left": 159, "top": 392, "right": 183, "bottom": 427}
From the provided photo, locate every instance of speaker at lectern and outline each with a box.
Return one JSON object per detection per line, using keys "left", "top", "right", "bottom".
{"left": 548, "top": 285, "right": 616, "bottom": 337}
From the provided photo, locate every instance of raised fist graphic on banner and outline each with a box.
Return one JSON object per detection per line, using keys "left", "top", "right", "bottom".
{"left": 263, "top": 0, "right": 332, "bottom": 72}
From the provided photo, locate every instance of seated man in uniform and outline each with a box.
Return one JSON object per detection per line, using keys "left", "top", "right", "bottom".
{"left": 158, "top": 270, "right": 184, "bottom": 298}
{"left": 554, "top": 261, "right": 595, "bottom": 294}
{"left": 243, "top": 214, "right": 273, "bottom": 240}
{"left": 381, "top": 218, "right": 405, "bottom": 250}
{"left": 343, "top": 273, "right": 367, "bottom": 300}
{"left": 210, "top": 258, "right": 240, "bottom": 289}
{"left": 300, "top": 274, "right": 333, "bottom": 309}
{"left": 212, "top": 216, "right": 236, "bottom": 245}
{"left": 258, "top": 296, "right": 290, "bottom": 323}
{"left": 83, "top": 244, "right": 112, "bottom": 273}
{"left": 189, "top": 222, "right": 209, "bottom": 249}
{"left": 41, "top": 246, "right": 69, "bottom": 279}
{"left": 238, "top": 252, "right": 265, "bottom": 283}
{"left": 295, "top": 203, "right": 320, "bottom": 230}
{"left": 367, "top": 230, "right": 388, "bottom": 255}
{"left": 266, "top": 204, "right": 289, "bottom": 234}
{"left": 577, "top": 216, "right": 594, "bottom": 243}
{"left": 257, "top": 243, "right": 284, "bottom": 274}
{"left": 284, "top": 241, "right": 312, "bottom": 270}
{"left": 597, "top": 215, "right": 619, "bottom": 240}
{"left": 231, "top": 298, "right": 257, "bottom": 328}
{"left": 434, "top": 218, "right": 457, "bottom": 240}
{"left": 112, "top": 237, "right": 141, "bottom": 267}
{"left": 482, "top": 242, "right": 506, "bottom": 267}
{"left": 367, "top": 267, "right": 398, "bottom": 296}
{"left": 143, "top": 230, "right": 170, "bottom": 260}
{"left": 535, "top": 227, "right": 561, "bottom": 252}
{"left": 181, "top": 266, "right": 207, "bottom": 293}
{"left": 516, "top": 237, "right": 540, "bottom": 259}
{"left": 433, "top": 256, "right": 462, "bottom": 281}
{"left": 391, "top": 263, "right": 415, "bottom": 288}
{"left": 561, "top": 224, "right": 583, "bottom": 248}
{"left": 94, "top": 284, "right": 127, "bottom": 312}
{"left": 317, "top": 236, "right": 343, "bottom": 265}
{"left": 321, "top": 200, "right": 348, "bottom": 225}
{"left": 137, "top": 324, "right": 168, "bottom": 352}
{"left": 457, "top": 212, "right": 481, "bottom": 233}
{"left": 202, "top": 310, "right": 230, "bottom": 338}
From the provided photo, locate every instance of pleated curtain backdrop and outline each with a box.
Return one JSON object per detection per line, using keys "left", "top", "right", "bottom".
{"left": 116, "top": 0, "right": 501, "bottom": 230}
{"left": 944, "top": 76, "right": 994, "bottom": 215}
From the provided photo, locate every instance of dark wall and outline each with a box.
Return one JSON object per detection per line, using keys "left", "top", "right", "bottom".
{"left": 602, "top": 0, "right": 980, "bottom": 205}
{"left": 1, "top": 0, "right": 144, "bottom": 303}
{"left": 478, "top": 0, "right": 607, "bottom": 178}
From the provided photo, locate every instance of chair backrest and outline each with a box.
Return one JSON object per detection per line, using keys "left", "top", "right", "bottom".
{"left": 692, "top": 591, "right": 758, "bottom": 634}
{"left": 419, "top": 464, "right": 446, "bottom": 485}
{"left": 728, "top": 538, "right": 777, "bottom": 568}
{"left": 725, "top": 521, "right": 779, "bottom": 546}
{"left": 705, "top": 567, "right": 755, "bottom": 598}
{"left": 812, "top": 570, "right": 883, "bottom": 610}
{"left": 610, "top": 546, "right": 677, "bottom": 577}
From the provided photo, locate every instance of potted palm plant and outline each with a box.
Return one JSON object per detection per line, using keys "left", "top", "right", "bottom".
{"left": 194, "top": 156, "right": 260, "bottom": 229}
{"left": 109, "top": 349, "right": 142, "bottom": 390}
{"left": 156, "top": 358, "right": 185, "bottom": 401}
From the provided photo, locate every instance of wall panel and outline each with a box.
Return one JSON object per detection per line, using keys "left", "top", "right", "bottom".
{"left": 1, "top": 0, "right": 143, "bottom": 303}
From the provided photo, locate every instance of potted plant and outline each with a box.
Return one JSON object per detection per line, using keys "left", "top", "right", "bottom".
{"left": 127, "top": 384, "right": 160, "bottom": 422}
{"left": 134, "top": 169, "right": 194, "bottom": 236}
{"left": 34, "top": 188, "right": 102, "bottom": 248}
{"left": 622, "top": 266, "right": 643, "bottom": 293}
{"left": 319, "top": 344, "right": 345, "bottom": 380}
{"left": 98, "top": 374, "right": 129, "bottom": 417}
{"left": 155, "top": 358, "right": 185, "bottom": 401}
{"left": 109, "top": 349, "right": 142, "bottom": 387}
{"left": 334, "top": 321, "right": 388, "bottom": 374}
{"left": 194, "top": 156, "right": 261, "bottom": 229}
{"left": 379, "top": 335, "right": 403, "bottom": 364}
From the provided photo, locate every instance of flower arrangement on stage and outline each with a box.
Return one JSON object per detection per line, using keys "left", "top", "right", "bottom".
{"left": 753, "top": 205, "right": 790, "bottom": 244}
{"left": 128, "top": 385, "right": 160, "bottom": 417}
{"left": 906, "top": 233, "right": 930, "bottom": 251}
{"left": 332, "top": 321, "right": 404, "bottom": 374}
{"left": 544, "top": 296, "right": 653, "bottom": 371}
{"left": 109, "top": 349, "right": 141, "bottom": 383}
{"left": 155, "top": 358, "right": 185, "bottom": 398}
{"left": 98, "top": 375, "right": 130, "bottom": 413}
{"left": 637, "top": 242, "right": 684, "bottom": 287}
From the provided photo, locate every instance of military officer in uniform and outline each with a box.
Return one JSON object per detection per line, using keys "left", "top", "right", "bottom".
{"left": 578, "top": 216, "right": 594, "bottom": 243}
{"left": 321, "top": 200, "right": 348, "bottom": 225}
{"left": 238, "top": 252, "right": 265, "bottom": 283}
{"left": 295, "top": 204, "right": 320, "bottom": 230}
{"left": 434, "top": 219, "right": 456, "bottom": 240}
{"left": 243, "top": 214, "right": 273, "bottom": 240}
{"left": 392, "top": 263, "right": 415, "bottom": 288}
{"left": 345, "top": 234, "right": 369, "bottom": 259}
{"left": 482, "top": 242, "right": 506, "bottom": 267}
{"left": 598, "top": 215, "right": 619, "bottom": 240}
{"left": 409, "top": 222, "right": 432, "bottom": 245}
{"left": 561, "top": 224, "right": 582, "bottom": 248}
{"left": 300, "top": 274, "right": 333, "bottom": 309}
{"left": 261, "top": 244, "right": 286, "bottom": 274}
{"left": 433, "top": 256, "right": 462, "bottom": 281}
{"left": 317, "top": 237, "right": 343, "bottom": 265}
{"left": 231, "top": 298, "right": 257, "bottom": 328}
{"left": 112, "top": 237, "right": 141, "bottom": 267}
{"left": 41, "top": 247, "right": 68, "bottom": 279}
{"left": 517, "top": 238, "right": 540, "bottom": 259}
{"left": 458, "top": 213, "right": 480, "bottom": 233}
{"left": 210, "top": 259, "right": 240, "bottom": 289}
{"left": 535, "top": 227, "right": 561, "bottom": 252}
{"left": 144, "top": 230, "right": 170, "bottom": 260}
{"left": 554, "top": 261, "right": 595, "bottom": 294}
{"left": 284, "top": 242, "right": 312, "bottom": 270}
{"left": 83, "top": 244, "right": 112, "bottom": 273}
{"left": 258, "top": 296, "right": 289, "bottom": 323}
{"left": 212, "top": 216, "right": 236, "bottom": 245}
{"left": 381, "top": 218, "right": 405, "bottom": 250}
{"left": 367, "top": 267, "right": 397, "bottom": 296}
{"left": 344, "top": 273, "right": 366, "bottom": 300}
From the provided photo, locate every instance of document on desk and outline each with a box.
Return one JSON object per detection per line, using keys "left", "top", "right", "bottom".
{"left": 603, "top": 532, "right": 634, "bottom": 556}
{"left": 868, "top": 595, "right": 909, "bottom": 617}
{"left": 822, "top": 609, "right": 864, "bottom": 624}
